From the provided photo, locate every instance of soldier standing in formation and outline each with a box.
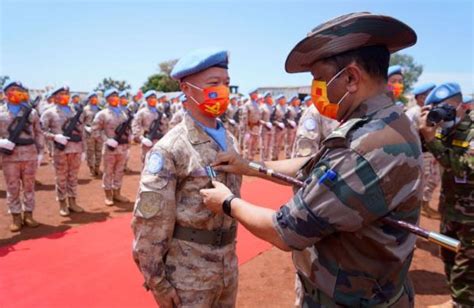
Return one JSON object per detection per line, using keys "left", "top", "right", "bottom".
{"left": 83, "top": 92, "right": 103, "bottom": 177}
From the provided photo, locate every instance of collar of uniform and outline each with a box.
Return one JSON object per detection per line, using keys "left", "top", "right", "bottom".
{"left": 347, "top": 92, "right": 393, "bottom": 120}
{"left": 184, "top": 113, "right": 212, "bottom": 145}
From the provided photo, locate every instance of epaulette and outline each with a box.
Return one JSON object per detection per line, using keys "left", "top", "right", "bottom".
{"left": 323, "top": 117, "right": 368, "bottom": 148}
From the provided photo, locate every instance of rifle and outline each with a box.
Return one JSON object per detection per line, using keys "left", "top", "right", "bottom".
{"left": 145, "top": 111, "right": 164, "bottom": 141}
{"left": 55, "top": 104, "right": 84, "bottom": 151}
{"left": 163, "top": 102, "right": 172, "bottom": 119}
{"left": 233, "top": 108, "right": 240, "bottom": 124}
{"left": 1, "top": 96, "right": 41, "bottom": 155}
{"left": 109, "top": 109, "right": 133, "bottom": 151}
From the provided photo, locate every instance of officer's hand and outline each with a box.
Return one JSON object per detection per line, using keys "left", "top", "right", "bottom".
{"left": 212, "top": 152, "right": 256, "bottom": 176}
{"left": 200, "top": 181, "right": 233, "bottom": 214}
{"left": 154, "top": 287, "right": 181, "bottom": 308}
{"left": 0, "top": 138, "right": 15, "bottom": 151}
{"left": 419, "top": 106, "right": 439, "bottom": 142}
{"left": 54, "top": 134, "right": 69, "bottom": 145}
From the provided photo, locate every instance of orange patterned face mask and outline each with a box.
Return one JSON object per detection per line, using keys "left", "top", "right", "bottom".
{"left": 90, "top": 97, "right": 98, "bottom": 105}
{"left": 56, "top": 94, "right": 70, "bottom": 106}
{"left": 7, "top": 90, "right": 27, "bottom": 104}
{"left": 107, "top": 96, "right": 119, "bottom": 107}
{"left": 311, "top": 67, "right": 349, "bottom": 120}
{"left": 147, "top": 98, "right": 157, "bottom": 107}
{"left": 388, "top": 82, "right": 404, "bottom": 98}
{"left": 120, "top": 97, "right": 128, "bottom": 106}
{"left": 187, "top": 83, "right": 229, "bottom": 118}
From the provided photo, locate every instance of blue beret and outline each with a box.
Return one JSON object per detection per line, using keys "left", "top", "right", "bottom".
{"left": 119, "top": 90, "right": 129, "bottom": 98}
{"left": 104, "top": 88, "right": 119, "bottom": 98}
{"left": 275, "top": 94, "right": 286, "bottom": 101}
{"left": 157, "top": 93, "right": 167, "bottom": 99}
{"left": 50, "top": 85, "right": 70, "bottom": 96}
{"left": 412, "top": 83, "right": 436, "bottom": 96}
{"left": 171, "top": 48, "right": 229, "bottom": 80}
{"left": 263, "top": 91, "right": 272, "bottom": 98}
{"left": 462, "top": 95, "right": 473, "bottom": 104}
{"left": 388, "top": 65, "right": 402, "bottom": 77}
{"left": 289, "top": 95, "right": 298, "bottom": 102}
{"left": 86, "top": 92, "right": 98, "bottom": 100}
{"left": 248, "top": 88, "right": 258, "bottom": 95}
{"left": 2, "top": 80, "right": 27, "bottom": 92}
{"left": 179, "top": 94, "right": 187, "bottom": 103}
{"left": 425, "top": 82, "right": 462, "bottom": 106}
{"left": 144, "top": 90, "right": 158, "bottom": 99}
{"left": 303, "top": 96, "right": 311, "bottom": 102}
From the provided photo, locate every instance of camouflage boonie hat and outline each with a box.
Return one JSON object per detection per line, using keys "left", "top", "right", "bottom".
{"left": 285, "top": 12, "right": 417, "bottom": 73}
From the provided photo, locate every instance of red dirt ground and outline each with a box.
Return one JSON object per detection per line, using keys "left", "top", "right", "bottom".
{"left": 0, "top": 145, "right": 450, "bottom": 307}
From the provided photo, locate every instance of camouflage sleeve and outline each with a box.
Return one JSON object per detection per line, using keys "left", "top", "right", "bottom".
{"left": 272, "top": 148, "right": 391, "bottom": 250}
{"left": 91, "top": 112, "right": 106, "bottom": 142}
{"left": 425, "top": 137, "right": 473, "bottom": 176}
{"left": 131, "top": 147, "right": 177, "bottom": 296}
{"left": 131, "top": 111, "right": 143, "bottom": 143}
{"left": 32, "top": 111, "right": 44, "bottom": 154}
{"left": 39, "top": 111, "right": 55, "bottom": 140}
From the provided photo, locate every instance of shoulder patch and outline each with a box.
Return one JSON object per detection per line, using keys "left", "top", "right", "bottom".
{"left": 325, "top": 118, "right": 367, "bottom": 141}
{"left": 146, "top": 152, "right": 164, "bottom": 174}
{"left": 303, "top": 118, "right": 317, "bottom": 131}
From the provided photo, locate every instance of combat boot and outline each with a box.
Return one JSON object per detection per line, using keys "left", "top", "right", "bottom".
{"left": 59, "top": 199, "right": 70, "bottom": 217}
{"left": 10, "top": 213, "right": 23, "bottom": 232}
{"left": 23, "top": 211, "right": 39, "bottom": 228}
{"left": 421, "top": 201, "right": 441, "bottom": 220}
{"left": 89, "top": 166, "right": 96, "bottom": 177}
{"left": 94, "top": 166, "right": 102, "bottom": 177}
{"left": 104, "top": 190, "right": 114, "bottom": 206}
{"left": 68, "top": 197, "right": 84, "bottom": 213}
{"left": 113, "top": 189, "right": 130, "bottom": 203}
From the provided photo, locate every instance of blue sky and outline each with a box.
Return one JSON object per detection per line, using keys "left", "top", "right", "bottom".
{"left": 1, "top": 0, "right": 473, "bottom": 94}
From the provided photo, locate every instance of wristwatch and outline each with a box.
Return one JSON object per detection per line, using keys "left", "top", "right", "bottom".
{"left": 222, "top": 194, "right": 237, "bottom": 217}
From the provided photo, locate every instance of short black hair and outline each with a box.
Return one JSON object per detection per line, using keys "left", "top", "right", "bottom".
{"left": 324, "top": 45, "right": 390, "bottom": 81}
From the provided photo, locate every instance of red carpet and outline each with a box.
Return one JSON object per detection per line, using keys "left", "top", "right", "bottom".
{"left": 0, "top": 178, "right": 292, "bottom": 308}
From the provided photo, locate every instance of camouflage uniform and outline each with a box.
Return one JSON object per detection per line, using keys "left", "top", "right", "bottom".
{"left": 223, "top": 103, "right": 239, "bottom": 140}
{"left": 0, "top": 104, "right": 44, "bottom": 213}
{"left": 240, "top": 100, "right": 261, "bottom": 160}
{"left": 132, "top": 114, "right": 242, "bottom": 307}
{"left": 40, "top": 105, "right": 84, "bottom": 201}
{"left": 425, "top": 112, "right": 474, "bottom": 306}
{"left": 285, "top": 105, "right": 299, "bottom": 158}
{"left": 274, "top": 94, "right": 422, "bottom": 307}
{"left": 92, "top": 107, "right": 130, "bottom": 191}
{"left": 169, "top": 108, "right": 186, "bottom": 129}
{"left": 170, "top": 101, "right": 182, "bottom": 115}
{"left": 260, "top": 103, "right": 274, "bottom": 161}
{"left": 291, "top": 105, "right": 338, "bottom": 158}
{"left": 272, "top": 104, "right": 287, "bottom": 160}
{"left": 83, "top": 104, "right": 103, "bottom": 174}
{"left": 132, "top": 106, "right": 165, "bottom": 163}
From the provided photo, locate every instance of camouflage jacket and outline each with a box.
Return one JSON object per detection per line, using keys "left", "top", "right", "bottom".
{"left": 273, "top": 93, "right": 423, "bottom": 306}
{"left": 91, "top": 107, "right": 130, "bottom": 155}
{"left": 131, "top": 106, "right": 165, "bottom": 143}
{"left": 0, "top": 103, "right": 44, "bottom": 162}
{"left": 239, "top": 100, "right": 261, "bottom": 132}
{"left": 425, "top": 112, "right": 474, "bottom": 222}
{"left": 40, "top": 104, "right": 84, "bottom": 155}
{"left": 292, "top": 105, "right": 338, "bottom": 158}
{"left": 131, "top": 114, "right": 242, "bottom": 295}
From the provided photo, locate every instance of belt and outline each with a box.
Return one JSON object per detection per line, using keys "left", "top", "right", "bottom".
{"left": 14, "top": 138, "right": 35, "bottom": 146}
{"left": 248, "top": 122, "right": 260, "bottom": 128}
{"left": 298, "top": 273, "right": 405, "bottom": 308}
{"left": 173, "top": 225, "right": 236, "bottom": 247}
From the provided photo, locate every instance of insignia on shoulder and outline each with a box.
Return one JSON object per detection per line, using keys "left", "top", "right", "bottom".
{"left": 304, "top": 118, "right": 317, "bottom": 131}
{"left": 146, "top": 152, "right": 164, "bottom": 174}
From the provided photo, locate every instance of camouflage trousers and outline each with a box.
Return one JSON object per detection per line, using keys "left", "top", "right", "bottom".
{"left": 102, "top": 150, "right": 126, "bottom": 190}
{"left": 441, "top": 218, "right": 474, "bottom": 306}
{"left": 175, "top": 277, "right": 238, "bottom": 308}
{"left": 260, "top": 128, "right": 274, "bottom": 161}
{"left": 273, "top": 128, "right": 286, "bottom": 160}
{"left": 422, "top": 151, "right": 440, "bottom": 202}
{"left": 286, "top": 128, "right": 297, "bottom": 159}
{"left": 2, "top": 160, "right": 37, "bottom": 213}
{"left": 53, "top": 152, "right": 82, "bottom": 201}
{"left": 243, "top": 131, "right": 259, "bottom": 160}
{"left": 86, "top": 135, "right": 103, "bottom": 170}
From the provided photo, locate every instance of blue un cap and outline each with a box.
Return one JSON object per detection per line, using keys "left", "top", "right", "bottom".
{"left": 425, "top": 82, "right": 462, "bottom": 106}
{"left": 171, "top": 48, "right": 229, "bottom": 81}
{"left": 387, "top": 65, "right": 402, "bottom": 77}
{"left": 412, "top": 83, "right": 436, "bottom": 96}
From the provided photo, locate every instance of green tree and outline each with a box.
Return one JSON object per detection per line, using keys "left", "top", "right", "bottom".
{"left": 0, "top": 75, "right": 10, "bottom": 88}
{"left": 390, "top": 53, "right": 423, "bottom": 91}
{"left": 95, "top": 78, "right": 131, "bottom": 92}
{"left": 142, "top": 59, "right": 180, "bottom": 93}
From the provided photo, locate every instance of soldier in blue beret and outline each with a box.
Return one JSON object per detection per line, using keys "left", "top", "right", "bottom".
{"left": 387, "top": 65, "right": 404, "bottom": 100}
{"left": 420, "top": 82, "right": 474, "bottom": 307}
{"left": 132, "top": 48, "right": 242, "bottom": 308}
{"left": 240, "top": 88, "right": 263, "bottom": 159}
